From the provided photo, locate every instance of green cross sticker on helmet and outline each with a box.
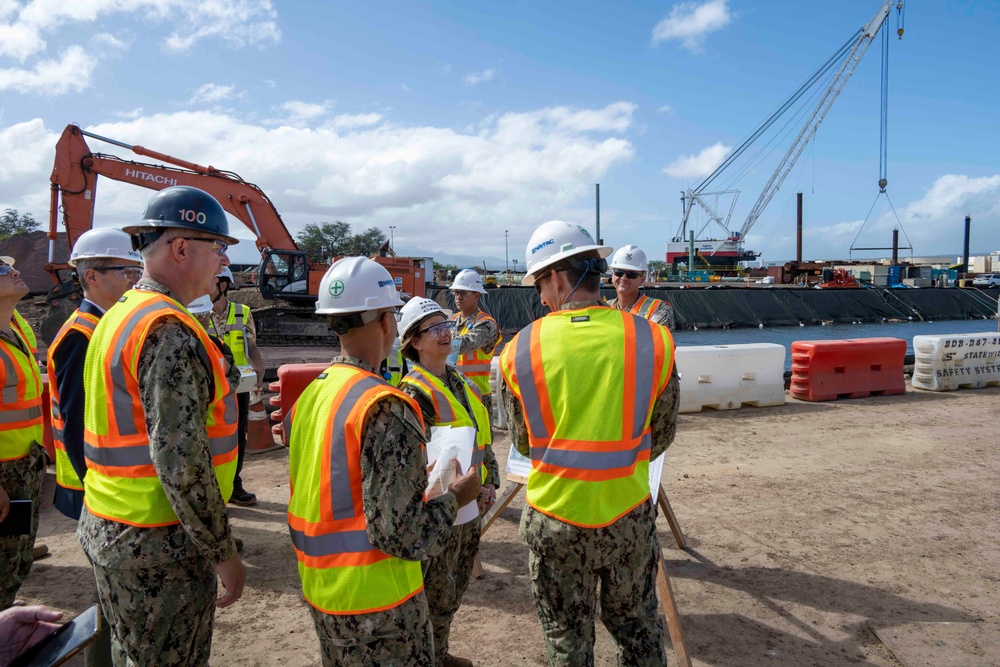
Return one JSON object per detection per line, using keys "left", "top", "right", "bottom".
{"left": 315, "top": 256, "right": 404, "bottom": 315}
{"left": 329, "top": 279, "right": 345, "bottom": 297}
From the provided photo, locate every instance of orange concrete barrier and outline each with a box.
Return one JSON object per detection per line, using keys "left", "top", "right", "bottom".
{"left": 269, "top": 363, "right": 329, "bottom": 445}
{"left": 789, "top": 338, "right": 906, "bottom": 402}
{"left": 247, "top": 392, "right": 284, "bottom": 454}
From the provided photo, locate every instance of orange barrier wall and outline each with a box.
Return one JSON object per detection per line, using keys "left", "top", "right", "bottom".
{"left": 268, "top": 363, "right": 329, "bottom": 444}
{"left": 789, "top": 338, "right": 906, "bottom": 402}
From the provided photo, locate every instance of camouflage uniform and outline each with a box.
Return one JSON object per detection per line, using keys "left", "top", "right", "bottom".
{"left": 452, "top": 311, "right": 500, "bottom": 418}
{"left": 0, "top": 442, "right": 45, "bottom": 610}
{"left": 78, "top": 278, "right": 239, "bottom": 667}
{"left": 401, "top": 364, "right": 499, "bottom": 665}
{"left": 309, "top": 356, "right": 459, "bottom": 667}
{"left": 608, "top": 296, "right": 675, "bottom": 330}
{"left": 501, "top": 299, "right": 681, "bottom": 667}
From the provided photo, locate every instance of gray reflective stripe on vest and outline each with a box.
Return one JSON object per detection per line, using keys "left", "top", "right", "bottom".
{"left": 288, "top": 526, "right": 375, "bottom": 557}
{"left": 0, "top": 404, "right": 41, "bottom": 425}
{"left": 459, "top": 361, "right": 490, "bottom": 374}
{"left": 51, "top": 426, "right": 64, "bottom": 443}
{"left": 328, "top": 375, "right": 385, "bottom": 520}
{"left": 210, "top": 434, "right": 237, "bottom": 456}
{"left": 1, "top": 350, "right": 22, "bottom": 403}
{"left": 471, "top": 447, "right": 485, "bottom": 467}
{"left": 220, "top": 387, "right": 238, "bottom": 426}
{"left": 109, "top": 300, "right": 174, "bottom": 437}
{"left": 631, "top": 319, "right": 657, "bottom": 439}
{"left": 512, "top": 325, "right": 549, "bottom": 438}
{"left": 85, "top": 442, "right": 151, "bottom": 467}
{"left": 530, "top": 433, "right": 651, "bottom": 471}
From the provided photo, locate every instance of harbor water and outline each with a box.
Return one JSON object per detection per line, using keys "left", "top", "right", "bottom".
{"left": 672, "top": 318, "right": 999, "bottom": 370}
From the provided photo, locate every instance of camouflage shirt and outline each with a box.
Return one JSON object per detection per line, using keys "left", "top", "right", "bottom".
{"left": 502, "top": 300, "right": 680, "bottom": 461}
{"left": 328, "top": 356, "right": 459, "bottom": 561}
{"left": 608, "top": 295, "right": 676, "bottom": 330}
{"left": 78, "top": 278, "right": 238, "bottom": 568}
{"left": 453, "top": 310, "right": 500, "bottom": 356}
{"left": 399, "top": 363, "right": 501, "bottom": 487}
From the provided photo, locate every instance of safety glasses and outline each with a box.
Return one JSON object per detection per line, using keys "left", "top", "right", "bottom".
{"left": 0, "top": 265, "right": 12, "bottom": 277}
{"left": 173, "top": 237, "right": 229, "bottom": 256}
{"left": 94, "top": 266, "right": 143, "bottom": 280}
{"left": 613, "top": 269, "right": 640, "bottom": 279}
{"left": 417, "top": 320, "right": 456, "bottom": 337}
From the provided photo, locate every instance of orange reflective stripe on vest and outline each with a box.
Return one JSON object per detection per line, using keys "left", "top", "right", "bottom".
{"left": 0, "top": 310, "right": 43, "bottom": 461}
{"left": 46, "top": 310, "right": 100, "bottom": 490}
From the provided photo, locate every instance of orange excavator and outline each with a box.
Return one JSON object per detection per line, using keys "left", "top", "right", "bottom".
{"left": 44, "top": 124, "right": 330, "bottom": 344}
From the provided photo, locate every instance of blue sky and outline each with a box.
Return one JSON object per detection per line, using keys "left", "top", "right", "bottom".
{"left": 1, "top": 0, "right": 997, "bottom": 269}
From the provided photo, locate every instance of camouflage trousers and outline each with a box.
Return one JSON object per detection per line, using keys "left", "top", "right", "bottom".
{"left": 521, "top": 501, "right": 665, "bottom": 667}
{"left": 310, "top": 593, "right": 435, "bottom": 667}
{"left": 422, "top": 517, "right": 481, "bottom": 665}
{"left": 0, "top": 442, "right": 45, "bottom": 609}
{"left": 90, "top": 554, "right": 216, "bottom": 667}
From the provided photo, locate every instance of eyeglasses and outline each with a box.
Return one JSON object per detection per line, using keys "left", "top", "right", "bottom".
{"left": 533, "top": 272, "right": 551, "bottom": 295}
{"left": 416, "top": 320, "right": 456, "bottom": 337}
{"left": 0, "top": 265, "right": 13, "bottom": 277}
{"left": 613, "top": 269, "right": 641, "bottom": 279}
{"left": 94, "top": 266, "right": 143, "bottom": 280}
{"left": 172, "top": 237, "right": 229, "bottom": 256}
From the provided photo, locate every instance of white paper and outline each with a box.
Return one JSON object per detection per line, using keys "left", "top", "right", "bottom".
{"left": 648, "top": 454, "right": 665, "bottom": 504}
{"left": 426, "top": 426, "right": 478, "bottom": 525}
{"left": 505, "top": 446, "right": 532, "bottom": 479}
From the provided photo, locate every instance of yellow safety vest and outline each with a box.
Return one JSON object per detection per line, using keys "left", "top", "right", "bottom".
{"left": 400, "top": 365, "right": 490, "bottom": 483}
{"left": 218, "top": 301, "right": 251, "bottom": 366}
{"left": 384, "top": 346, "right": 405, "bottom": 387}
{"left": 46, "top": 310, "right": 100, "bottom": 490}
{"left": 452, "top": 311, "right": 502, "bottom": 396}
{"left": 500, "top": 306, "right": 674, "bottom": 528}
{"left": 0, "top": 310, "right": 43, "bottom": 461}
{"left": 83, "top": 289, "right": 238, "bottom": 527}
{"left": 287, "top": 364, "right": 425, "bottom": 614}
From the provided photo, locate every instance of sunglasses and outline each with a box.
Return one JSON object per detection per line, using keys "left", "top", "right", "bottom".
{"left": 94, "top": 266, "right": 143, "bottom": 280}
{"left": 172, "top": 237, "right": 229, "bottom": 256}
{"left": 613, "top": 269, "right": 641, "bottom": 279}
{"left": 417, "top": 320, "right": 456, "bottom": 337}
{"left": 0, "top": 265, "right": 13, "bottom": 277}
{"left": 533, "top": 272, "right": 553, "bottom": 295}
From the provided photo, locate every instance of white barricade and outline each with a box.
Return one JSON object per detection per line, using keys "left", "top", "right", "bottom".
{"left": 912, "top": 332, "right": 1000, "bottom": 391}
{"left": 675, "top": 343, "right": 786, "bottom": 413}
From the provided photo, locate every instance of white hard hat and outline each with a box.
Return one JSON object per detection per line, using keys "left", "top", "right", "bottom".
{"left": 187, "top": 294, "right": 213, "bottom": 315}
{"left": 69, "top": 228, "right": 143, "bottom": 268}
{"left": 0, "top": 256, "right": 13, "bottom": 266}
{"left": 315, "top": 256, "right": 404, "bottom": 315}
{"left": 522, "top": 220, "right": 612, "bottom": 286}
{"left": 216, "top": 267, "right": 234, "bottom": 282}
{"left": 450, "top": 269, "right": 487, "bottom": 294}
{"left": 609, "top": 245, "right": 648, "bottom": 273}
{"left": 398, "top": 297, "right": 446, "bottom": 341}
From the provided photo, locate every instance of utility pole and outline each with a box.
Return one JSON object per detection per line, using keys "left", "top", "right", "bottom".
{"left": 505, "top": 230, "right": 509, "bottom": 274}
{"left": 389, "top": 225, "right": 396, "bottom": 249}
{"left": 595, "top": 184, "right": 601, "bottom": 244}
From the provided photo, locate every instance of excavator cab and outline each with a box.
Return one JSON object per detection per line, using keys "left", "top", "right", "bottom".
{"left": 258, "top": 249, "right": 315, "bottom": 302}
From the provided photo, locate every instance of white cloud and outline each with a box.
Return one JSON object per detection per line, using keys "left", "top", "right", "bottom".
{"left": 276, "top": 99, "right": 336, "bottom": 126}
{"left": 663, "top": 141, "right": 731, "bottom": 179}
{"left": 115, "top": 108, "right": 144, "bottom": 120}
{"left": 657, "top": 103, "right": 673, "bottom": 113}
{"left": 652, "top": 0, "right": 732, "bottom": 52}
{"left": 464, "top": 68, "right": 497, "bottom": 86}
{"left": 0, "top": 105, "right": 637, "bottom": 259}
{"left": 0, "top": 45, "right": 94, "bottom": 94}
{"left": 190, "top": 83, "right": 239, "bottom": 104}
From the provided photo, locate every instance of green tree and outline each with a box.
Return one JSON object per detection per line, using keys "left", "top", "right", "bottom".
{"left": 295, "top": 221, "right": 351, "bottom": 261}
{"left": 0, "top": 209, "right": 39, "bottom": 238}
{"left": 433, "top": 261, "right": 459, "bottom": 271}
{"left": 346, "top": 226, "right": 388, "bottom": 256}
{"left": 647, "top": 260, "right": 668, "bottom": 280}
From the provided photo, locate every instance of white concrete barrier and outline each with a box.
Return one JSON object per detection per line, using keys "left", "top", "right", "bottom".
{"left": 675, "top": 343, "right": 786, "bottom": 413}
{"left": 912, "top": 332, "right": 1000, "bottom": 391}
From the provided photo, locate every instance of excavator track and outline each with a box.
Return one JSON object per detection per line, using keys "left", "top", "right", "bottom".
{"left": 251, "top": 304, "right": 339, "bottom": 347}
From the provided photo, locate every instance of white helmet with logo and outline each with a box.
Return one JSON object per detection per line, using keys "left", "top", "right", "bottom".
{"left": 609, "top": 244, "right": 648, "bottom": 273}
{"left": 216, "top": 267, "right": 234, "bottom": 283}
{"left": 315, "top": 256, "right": 403, "bottom": 315}
{"left": 450, "top": 269, "right": 487, "bottom": 294}
{"left": 69, "top": 228, "right": 144, "bottom": 268}
{"left": 187, "top": 294, "right": 213, "bottom": 315}
{"left": 522, "top": 220, "right": 612, "bottom": 286}
{"left": 398, "top": 297, "right": 447, "bottom": 341}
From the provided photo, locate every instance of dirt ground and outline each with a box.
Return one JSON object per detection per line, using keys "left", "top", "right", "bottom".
{"left": 17, "top": 382, "right": 1000, "bottom": 667}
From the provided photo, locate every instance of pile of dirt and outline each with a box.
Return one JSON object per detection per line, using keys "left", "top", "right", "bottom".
{"left": 0, "top": 231, "right": 69, "bottom": 293}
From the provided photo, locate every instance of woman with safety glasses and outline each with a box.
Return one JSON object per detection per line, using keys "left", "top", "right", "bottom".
{"left": 607, "top": 244, "right": 675, "bottom": 330}
{"left": 397, "top": 297, "right": 499, "bottom": 667}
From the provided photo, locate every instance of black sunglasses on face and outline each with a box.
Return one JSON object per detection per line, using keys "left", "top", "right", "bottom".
{"left": 613, "top": 269, "right": 640, "bottom": 279}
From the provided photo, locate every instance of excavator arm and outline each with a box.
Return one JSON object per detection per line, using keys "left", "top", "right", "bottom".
{"left": 47, "top": 124, "right": 298, "bottom": 280}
